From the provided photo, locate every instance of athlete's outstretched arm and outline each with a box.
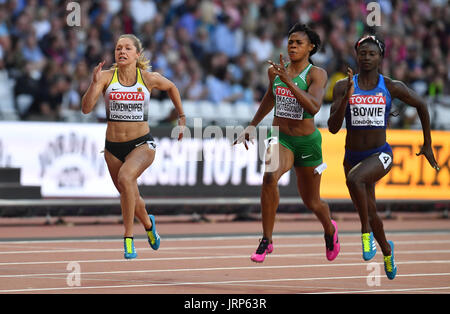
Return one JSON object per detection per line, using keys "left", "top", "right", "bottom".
{"left": 144, "top": 71, "right": 185, "bottom": 140}
{"left": 387, "top": 78, "right": 439, "bottom": 170}
{"left": 233, "top": 67, "right": 276, "bottom": 149}
{"left": 250, "top": 89, "right": 274, "bottom": 128}
{"left": 328, "top": 68, "right": 354, "bottom": 134}
{"left": 145, "top": 72, "right": 184, "bottom": 115}
{"left": 81, "top": 61, "right": 107, "bottom": 114}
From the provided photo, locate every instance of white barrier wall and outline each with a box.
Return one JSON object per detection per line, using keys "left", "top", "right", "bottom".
{"left": 0, "top": 122, "right": 118, "bottom": 197}
{"left": 1, "top": 121, "right": 448, "bottom": 200}
{"left": 0, "top": 122, "right": 291, "bottom": 198}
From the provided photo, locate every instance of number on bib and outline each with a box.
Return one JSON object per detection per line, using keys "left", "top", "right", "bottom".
{"left": 378, "top": 152, "right": 392, "bottom": 169}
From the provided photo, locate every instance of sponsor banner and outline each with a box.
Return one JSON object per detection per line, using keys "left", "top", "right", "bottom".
{"left": 0, "top": 122, "right": 292, "bottom": 198}
{"left": 0, "top": 122, "right": 448, "bottom": 200}
{"left": 322, "top": 129, "right": 450, "bottom": 200}
{"left": 135, "top": 126, "right": 293, "bottom": 197}
{"left": 0, "top": 122, "right": 116, "bottom": 197}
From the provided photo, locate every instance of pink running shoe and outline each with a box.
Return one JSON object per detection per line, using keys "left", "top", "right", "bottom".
{"left": 250, "top": 238, "right": 273, "bottom": 263}
{"left": 325, "top": 220, "right": 340, "bottom": 261}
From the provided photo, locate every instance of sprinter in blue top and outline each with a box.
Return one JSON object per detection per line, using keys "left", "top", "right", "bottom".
{"left": 328, "top": 35, "right": 439, "bottom": 280}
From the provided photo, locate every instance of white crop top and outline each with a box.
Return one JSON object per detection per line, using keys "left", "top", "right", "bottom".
{"left": 104, "top": 68, "right": 151, "bottom": 122}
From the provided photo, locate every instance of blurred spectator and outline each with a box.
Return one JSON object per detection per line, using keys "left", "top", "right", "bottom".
{"left": 185, "top": 63, "right": 208, "bottom": 101}
{"left": 21, "top": 33, "right": 46, "bottom": 73}
{"left": 206, "top": 64, "right": 232, "bottom": 104}
{"left": 13, "top": 62, "right": 40, "bottom": 119}
{"left": 171, "top": 60, "right": 191, "bottom": 98}
{"left": 38, "top": 74, "right": 71, "bottom": 121}
{"left": 32, "top": 6, "right": 51, "bottom": 40}
{"left": 211, "top": 14, "right": 244, "bottom": 59}
{"left": 0, "top": 0, "right": 447, "bottom": 130}
{"left": 130, "top": 0, "right": 157, "bottom": 27}
{"left": 247, "top": 26, "right": 274, "bottom": 63}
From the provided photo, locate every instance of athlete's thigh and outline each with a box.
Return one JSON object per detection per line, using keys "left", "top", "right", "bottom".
{"left": 343, "top": 159, "right": 352, "bottom": 178}
{"left": 295, "top": 166, "right": 322, "bottom": 203}
{"left": 104, "top": 150, "right": 123, "bottom": 192}
{"left": 347, "top": 152, "right": 393, "bottom": 184}
{"left": 120, "top": 144, "right": 156, "bottom": 180}
{"left": 264, "top": 142, "right": 294, "bottom": 180}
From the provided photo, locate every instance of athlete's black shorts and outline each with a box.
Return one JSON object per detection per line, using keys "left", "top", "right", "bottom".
{"left": 105, "top": 133, "right": 156, "bottom": 162}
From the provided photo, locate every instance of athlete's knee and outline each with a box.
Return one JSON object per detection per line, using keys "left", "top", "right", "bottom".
{"left": 304, "top": 199, "right": 325, "bottom": 213}
{"left": 117, "top": 171, "right": 134, "bottom": 191}
{"left": 368, "top": 209, "right": 382, "bottom": 224}
{"left": 346, "top": 172, "right": 364, "bottom": 189}
{"left": 263, "top": 171, "right": 280, "bottom": 187}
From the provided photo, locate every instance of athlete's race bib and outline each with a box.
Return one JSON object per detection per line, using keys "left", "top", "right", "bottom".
{"left": 274, "top": 86, "right": 304, "bottom": 120}
{"left": 108, "top": 91, "right": 145, "bottom": 121}
{"left": 349, "top": 94, "right": 386, "bottom": 127}
{"left": 378, "top": 152, "right": 392, "bottom": 169}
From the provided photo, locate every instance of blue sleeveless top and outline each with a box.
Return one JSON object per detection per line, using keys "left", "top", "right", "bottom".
{"left": 345, "top": 74, "right": 392, "bottom": 130}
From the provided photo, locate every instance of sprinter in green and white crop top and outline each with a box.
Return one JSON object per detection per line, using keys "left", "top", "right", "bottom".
{"left": 272, "top": 63, "right": 314, "bottom": 120}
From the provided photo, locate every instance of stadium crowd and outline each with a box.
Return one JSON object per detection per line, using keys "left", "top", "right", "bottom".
{"left": 0, "top": 0, "right": 448, "bottom": 129}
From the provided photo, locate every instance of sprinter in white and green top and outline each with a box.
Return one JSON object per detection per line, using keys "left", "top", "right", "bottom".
{"left": 272, "top": 63, "right": 314, "bottom": 120}
{"left": 235, "top": 23, "right": 340, "bottom": 264}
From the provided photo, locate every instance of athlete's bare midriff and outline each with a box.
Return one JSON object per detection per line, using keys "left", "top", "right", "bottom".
{"left": 345, "top": 128, "right": 387, "bottom": 151}
{"left": 106, "top": 121, "right": 150, "bottom": 142}
{"left": 273, "top": 116, "right": 316, "bottom": 136}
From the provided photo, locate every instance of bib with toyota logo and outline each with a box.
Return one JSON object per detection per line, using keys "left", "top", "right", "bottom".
{"left": 104, "top": 68, "right": 151, "bottom": 122}
{"left": 345, "top": 74, "right": 392, "bottom": 129}
{"left": 272, "top": 63, "right": 314, "bottom": 120}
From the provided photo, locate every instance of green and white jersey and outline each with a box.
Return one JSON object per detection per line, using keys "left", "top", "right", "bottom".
{"left": 272, "top": 63, "right": 314, "bottom": 120}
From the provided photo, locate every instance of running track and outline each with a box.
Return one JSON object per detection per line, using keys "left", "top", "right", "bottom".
{"left": 0, "top": 213, "right": 449, "bottom": 295}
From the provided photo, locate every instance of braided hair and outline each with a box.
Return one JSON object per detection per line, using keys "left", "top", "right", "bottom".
{"left": 288, "top": 23, "right": 321, "bottom": 64}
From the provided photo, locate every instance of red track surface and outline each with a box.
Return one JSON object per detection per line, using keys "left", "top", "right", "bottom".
{"left": 0, "top": 212, "right": 449, "bottom": 294}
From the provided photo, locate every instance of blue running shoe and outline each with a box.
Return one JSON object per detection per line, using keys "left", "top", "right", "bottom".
{"left": 124, "top": 237, "right": 137, "bottom": 259}
{"left": 146, "top": 215, "right": 160, "bottom": 250}
{"left": 362, "top": 232, "right": 377, "bottom": 261}
{"left": 384, "top": 240, "right": 397, "bottom": 280}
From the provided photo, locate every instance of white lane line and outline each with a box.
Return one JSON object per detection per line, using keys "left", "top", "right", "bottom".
{"left": 1, "top": 272, "right": 450, "bottom": 293}
{"left": 2, "top": 248, "right": 450, "bottom": 266}
{"left": 0, "top": 260, "right": 449, "bottom": 279}
{"left": 0, "top": 230, "right": 449, "bottom": 244}
{"left": 311, "top": 285, "right": 450, "bottom": 294}
{"left": 1, "top": 239, "right": 450, "bottom": 255}
{"left": 1, "top": 249, "right": 450, "bottom": 266}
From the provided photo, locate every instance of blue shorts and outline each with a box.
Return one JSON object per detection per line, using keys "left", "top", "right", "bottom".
{"left": 344, "top": 142, "right": 392, "bottom": 168}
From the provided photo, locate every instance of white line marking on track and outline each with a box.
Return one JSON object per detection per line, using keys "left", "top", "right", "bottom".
{"left": 311, "top": 285, "right": 450, "bottom": 294}
{"left": 1, "top": 260, "right": 449, "bottom": 279}
{"left": 1, "top": 250, "right": 450, "bottom": 266}
{"left": 1, "top": 272, "right": 450, "bottom": 293}
{"left": 1, "top": 239, "right": 450, "bottom": 255}
{"left": 0, "top": 230, "right": 448, "bottom": 244}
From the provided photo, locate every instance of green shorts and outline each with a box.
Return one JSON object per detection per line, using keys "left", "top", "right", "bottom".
{"left": 267, "top": 128, "right": 323, "bottom": 167}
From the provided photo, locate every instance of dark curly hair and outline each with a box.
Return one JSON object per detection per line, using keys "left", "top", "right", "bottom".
{"left": 288, "top": 23, "right": 321, "bottom": 60}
